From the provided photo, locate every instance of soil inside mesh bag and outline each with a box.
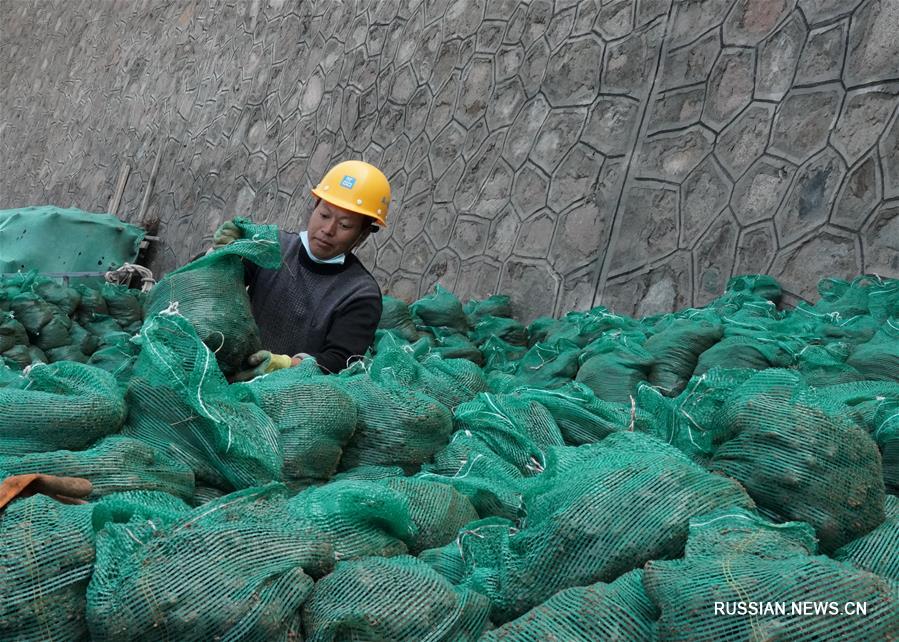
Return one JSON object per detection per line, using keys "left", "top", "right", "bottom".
{"left": 378, "top": 295, "right": 421, "bottom": 342}
{"left": 0, "top": 312, "right": 28, "bottom": 353}
{"left": 464, "top": 294, "right": 514, "bottom": 324}
{"left": 9, "top": 292, "right": 56, "bottom": 334}
{"left": 470, "top": 315, "right": 529, "bottom": 347}
{"left": 512, "top": 339, "right": 581, "bottom": 389}
{"left": 101, "top": 282, "right": 144, "bottom": 328}
{"left": 123, "top": 313, "right": 284, "bottom": 491}
{"left": 144, "top": 217, "right": 281, "bottom": 375}
{"left": 576, "top": 334, "right": 653, "bottom": 403}
{"left": 410, "top": 284, "right": 469, "bottom": 333}
{"left": 643, "top": 318, "right": 724, "bottom": 396}
{"left": 709, "top": 370, "right": 885, "bottom": 552}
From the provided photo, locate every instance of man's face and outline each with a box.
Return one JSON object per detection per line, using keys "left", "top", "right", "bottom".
{"left": 306, "top": 200, "right": 368, "bottom": 259}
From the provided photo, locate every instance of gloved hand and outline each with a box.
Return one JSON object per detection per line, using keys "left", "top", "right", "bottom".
{"left": 232, "top": 350, "right": 299, "bottom": 382}
{"left": 212, "top": 220, "right": 243, "bottom": 248}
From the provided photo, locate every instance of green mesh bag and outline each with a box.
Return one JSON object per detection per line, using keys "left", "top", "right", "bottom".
{"left": 380, "top": 477, "right": 479, "bottom": 554}
{"left": 0, "top": 436, "right": 194, "bottom": 500}
{"left": 0, "top": 361, "right": 125, "bottom": 455}
{"left": 370, "top": 346, "right": 487, "bottom": 409}
{"left": 876, "top": 410, "right": 899, "bottom": 492}
{"left": 410, "top": 284, "right": 469, "bottom": 333}
{"left": 469, "top": 315, "right": 529, "bottom": 347}
{"left": 302, "top": 555, "right": 490, "bottom": 642}
{"left": 123, "top": 313, "right": 283, "bottom": 491}
{"left": 335, "top": 374, "right": 452, "bottom": 472}
{"left": 847, "top": 319, "right": 899, "bottom": 381}
{"left": 73, "top": 283, "right": 109, "bottom": 321}
{"left": 421, "top": 432, "right": 526, "bottom": 520}
{"left": 100, "top": 282, "right": 144, "bottom": 331}
{"left": 643, "top": 317, "right": 724, "bottom": 395}
{"left": 725, "top": 273, "right": 783, "bottom": 303}
{"left": 30, "top": 277, "right": 82, "bottom": 315}
{"left": 511, "top": 382, "right": 650, "bottom": 445}
{"left": 709, "top": 369, "right": 885, "bottom": 552}
{"left": 8, "top": 291, "right": 56, "bottom": 335}
{"left": 0, "top": 496, "right": 96, "bottom": 642}
{"left": 452, "top": 393, "right": 565, "bottom": 475}
{"left": 834, "top": 494, "right": 899, "bottom": 582}
{"left": 480, "top": 569, "right": 658, "bottom": 641}
{"left": 240, "top": 364, "right": 357, "bottom": 484}
{"left": 463, "top": 294, "right": 513, "bottom": 323}
{"left": 459, "top": 433, "right": 754, "bottom": 622}
{"left": 331, "top": 465, "right": 407, "bottom": 483}
{"left": 1, "top": 344, "right": 46, "bottom": 369}
{"left": 481, "top": 336, "right": 528, "bottom": 375}
{"left": 425, "top": 327, "right": 484, "bottom": 364}
{"left": 91, "top": 489, "right": 193, "bottom": 531}
{"left": 512, "top": 339, "right": 581, "bottom": 389}
{"left": 288, "top": 479, "right": 417, "bottom": 559}
{"left": 681, "top": 508, "right": 819, "bottom": 559}
{"left": 795, "top": 342, "right": 864, "bottom": 385}
{"left": 144, "top": 217, "right": 281, "bottom": 375}
{"left": 694, "top": 334, "right": 795, "bottom": 374}
{"left": 378, "top": 295, "right": 421, "bottom": 342}
{"left": 87, "top": 485, "right": 330, "bottom": 641}
{"left": 0, "top": 312, "right": 28, "bottom": 353}
{"left": 419, "top": 540, "right": 467, "bottom": 585}
{"left": 576, "top": 334, "right": 653, "bottom": 403}
{"left": 644, "top": 509, "right": 899, "bottom": 641}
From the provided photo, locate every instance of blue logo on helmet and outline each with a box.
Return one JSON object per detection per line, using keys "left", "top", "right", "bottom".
{"left": 340, "top": 175, "right": 356, "bottom": 189}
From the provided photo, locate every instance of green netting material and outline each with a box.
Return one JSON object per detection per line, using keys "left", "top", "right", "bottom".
{"left": 0, "top": 496, "right": 96, "bottom": 642}
{"left": 144, "top": 217, "right": 281, "bottom": 375}
{"left": 0, "top": 436, "right": 194, "bottom": 500}
{"left": 480, "top": 569, "right": 658, "bottom": 641}
{"left": 410, "top": 284, "right": 469, "bottom": 333}
{"left": 335, "top": 373, "right": 452, "bottom": 472}
{"left": 241, "top": 363, "right": 357, "bottom": 485}
{"left": 644, "top": 508, "right": 899, "bottom": 641}
{"left": 87, "top": 485, "right": 329, "bottom": 641}
{"left": 302, "top": 555, "right": 490, "bottom": 642}
{"left": 123, "top": 312, "right": 283, "bottom": 491}
{"left": 834, "top": 494, "right": 899, "bottom": 582}
{"left": 0, "top": 361, "right": 125, "bottom": 455}
{"left": 709, "top": 369, "right": 885, "bottom": 552}
{"left": 458, "top": 432, "right": 754, "bottom": 623}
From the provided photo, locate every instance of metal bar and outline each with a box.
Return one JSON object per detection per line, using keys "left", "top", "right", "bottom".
{"left": 138, "top": 146, "right": 163, "bottom": 226}
{"left": 107, "top": 163, "right": 131, "bottom": 216}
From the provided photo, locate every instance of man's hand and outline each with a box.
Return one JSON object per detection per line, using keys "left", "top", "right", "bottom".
{"left": 213, "top": 220, "right": 243, "bottom": 248}
{"left": 233, "top": 350, "right": 300, "bottom": 382}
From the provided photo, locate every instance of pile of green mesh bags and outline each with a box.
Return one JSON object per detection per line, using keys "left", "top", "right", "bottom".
{"left": 0, "top": 271, "right": 144, "bottom": 372}
{"left": 2, "top": 261, "right": 898, "bottom": 640}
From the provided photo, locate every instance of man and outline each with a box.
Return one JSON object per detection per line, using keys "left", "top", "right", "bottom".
{"left": 216, "top": 160, "right": 387, "bottom": 379}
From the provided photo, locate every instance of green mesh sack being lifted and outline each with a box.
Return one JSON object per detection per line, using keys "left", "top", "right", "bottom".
{"left": 302, "top": 555, "right": 490, "bottom": 642}
{"left": 87, "top": 485, "right": 331, "bottom": 641}
{"left": 0, "top": 435, "right": 194, "bottom": 500}
{"left": 334, "top": 373, "right": 452, "bottom": 472}
{"left": 123, "top": 312, "right": 283, "bottom": 491}
{"left": 644, "top": 508, "right": 899, "bottom": 641}
{"left": 709, "top": 369, "right": 885, "bottom": 552}
{"left": 458, "top": 432, "right": 754, "bottom": 623}
{"left": 480, "top": 569, "right": 658, "bottom": 642}
{"left": 144, "top": 217, "right": 281, "bottom": 375}
{"left": 0, "top": 496, "right": 96, "bottom": 642}
{"left": 239, "top": 362, "right": 357, "bottom": 485}
{"left": 0, "top": 360, "right": 126, "bottom": 455}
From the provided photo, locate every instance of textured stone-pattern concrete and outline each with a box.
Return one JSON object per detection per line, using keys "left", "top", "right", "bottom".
{"left": 1, "top": 0, "right": 897, "bottom": 321}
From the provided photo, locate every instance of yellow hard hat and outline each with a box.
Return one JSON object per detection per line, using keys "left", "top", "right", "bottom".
{"left": 312, "top": 160, "right": 390, "bottom": 227}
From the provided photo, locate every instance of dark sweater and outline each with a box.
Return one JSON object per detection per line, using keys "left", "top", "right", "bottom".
{"left": 244, "top": 231, "right": 382, "bottom": 373}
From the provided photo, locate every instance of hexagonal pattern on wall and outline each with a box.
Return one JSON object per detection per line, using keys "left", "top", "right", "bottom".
{"left": 1, "top": 0, "right": 897, "bottom": 322}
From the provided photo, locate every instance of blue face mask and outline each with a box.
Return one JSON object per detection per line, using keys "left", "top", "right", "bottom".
{"left": 300, "top": 230, "right": 346, "bottom": 265}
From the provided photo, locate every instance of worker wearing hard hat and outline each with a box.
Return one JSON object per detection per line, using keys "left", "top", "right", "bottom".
{"left": 215, "top": 160, "right": 388, "bottom": 379}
